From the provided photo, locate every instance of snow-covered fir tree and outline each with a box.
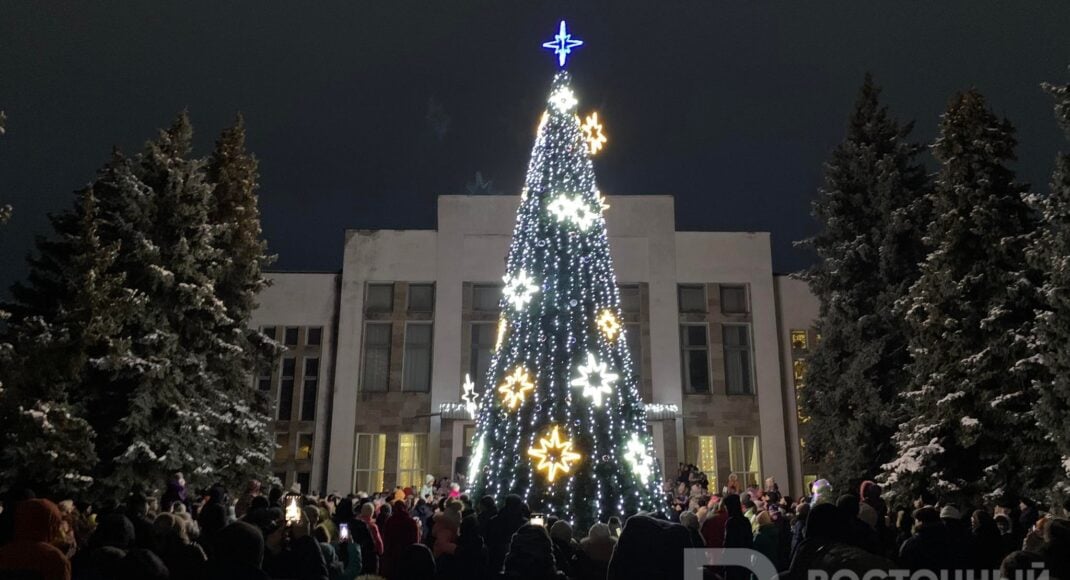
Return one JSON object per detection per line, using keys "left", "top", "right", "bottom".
{"left": 202, "top": 115, "right": 280, "bottom": 488}
{"left": 1029, "top": 70, "right": 1070, "bottom": 490}
{"left": 884, "top": 90, "right": 1060, "bottom": 503}
{"left": 798, "top": 75, "right": 928, "bottom": 490}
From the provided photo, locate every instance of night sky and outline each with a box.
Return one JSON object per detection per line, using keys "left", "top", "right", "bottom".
{"left": 2, "top": 2, "right": 1069, "bottom": 293}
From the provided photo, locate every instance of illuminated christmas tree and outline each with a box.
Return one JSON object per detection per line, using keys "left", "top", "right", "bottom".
{"left": 466, "top": 21, "right": 663, "bottom": 527}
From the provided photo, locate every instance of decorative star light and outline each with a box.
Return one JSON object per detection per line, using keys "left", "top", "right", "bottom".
{"left": 498, "top": 366, "right": 535, "bottom": 411}
{"left": 503, "top": 271, "right": 539, "bottom": 311}
{"left": 623, "top": 433, "right": 653, "bottom": 486}
{"left": 570, "top": 352, "right": 619, "bottom": 407}
{"left": 581, "top": 112, "right": 608, "bottom": 154}
{"left": 467, "top": 436, "right": 485, "bottom": 484}
{"left": 548, "top": 194, "right": 596, "bottom": 230}
{"left": 549, "top": 87, "right": 578, "bottom": 112}
{"left": 542, "top": 20, "right": 583, "bottom": 67}
{"left": 461, "top": 373, "right": 480, "bottom": 417}
{"left": 495, "top": 317, "right": 508, "bottom": 352}
{"left": 596, "top": 309, "right": 621, "bottom": 341}
{"left": 528, "top": 425, "right": 582, "bottom": 482}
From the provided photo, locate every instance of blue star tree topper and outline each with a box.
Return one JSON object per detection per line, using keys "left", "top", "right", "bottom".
{"left": 542, "top": 20, "right": 583, "bottom": 67}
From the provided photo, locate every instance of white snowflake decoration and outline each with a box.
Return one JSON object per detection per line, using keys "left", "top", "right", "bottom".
{"left": 503, "top": 271, "right": 539, "bottom": 311}
{"left": 461, "top": 373, "right": 479, "bottom": 417}
{"left": 548, "top": 194, "right": 596, "bottom": 231}
{"left": 549, "top": 87, "right": 578, "bottom": 112}
{"left": 624, "top": 433, "right": 653, "bottom": 486}
{"left": 570, "top": 352, "right": 619, "bottom": 407}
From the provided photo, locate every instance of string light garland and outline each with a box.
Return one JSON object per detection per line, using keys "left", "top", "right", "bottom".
{"left": 498, "top": 366, "right": 535, "bottom": 411}
{"left": 623, "top": 434, "right": 654, "bottom": 486}
{"left": 548, "top": 194, "right": 597, "bottom": 231}
{"left": 596, "top": 309, "right": 621, "bottom": 341}
{"left": 495, "top": 317, "right": 508, "bottom": 352}
{"left": 570, "top": 352, "right": 619, "bottom": 407}
{"left": 581, "top": 112, "right": 608, "bottom": 154}
{"left": 528, "top": 425, "right": 582, "bottom": 482}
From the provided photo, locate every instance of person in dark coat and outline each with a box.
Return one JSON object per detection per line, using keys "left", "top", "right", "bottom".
{"left": 438, "top": 514, "right": 489, "bottom": 580}
{"left": 0, "top": 498, "right": 72, "bottom": 580}
{"left": 412, "top": 498, "right": 435, "bottom": 545}
{"left": 548, "top": 520, "right": 578, "bottom": 577}
{"left": 395, "top": 543, "right": 436, "bottom": 580}
{"left": 836, "top": 494, "right": 881, "bottom": 555}
{"left": 261, "top": 510, "right": 328, "bottom": 580}
{"left": 502, "top": 524, "right": 567, "bottom": 580}
{"left": 574, "top": 523, "right": 615, "bottom": 580}
{"left": 971, "top": 509, "right": 1004, "bottom": 571}
{"left": 206, "top": 521, "right": 269, "bottom": 580}
{"left": 702, "top": 501, "right": 729, "bottom": 548}
{"left": 161, "top": 472, "right": 192, "bottom": 513}
{"left": 151, "top": 512, "right": 207, "bottom": 580}
{"left": 899, "top": 507, "right": 954, "bottom": 572}
{"left": 489, "top": 494, "right": 528, "bottom": 574}
{"left": 476, "top": 495, "right": 498, "bottom": 544}
{"left": 380, "top": 500, "right": 419, "bottom": 578}
{"left": 72, "top": 512, "right": 136, "bottom": 580}
{"left": 607, "top": 515, "right": 692, "bottom": 580}
{"left": 125, "top": 492, "right": 156, "bottom": 551}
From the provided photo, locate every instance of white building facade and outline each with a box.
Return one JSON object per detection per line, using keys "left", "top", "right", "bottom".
{"left": 251, "top": 195, "right": 821, "bottom": 499}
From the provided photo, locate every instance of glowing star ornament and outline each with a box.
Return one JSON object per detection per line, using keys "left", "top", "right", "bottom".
{"left": 498, "top": 367, "right": 535, "bottom": 411}
{"left": 542, "top": 20, "right": 583, "bottom": 67}
{"left": 503, "top": 271, "right": 539, "bottom": 311}
{"left": 528, "top": 425, "right": 582, "bottom": 482}
{"left": 548, "top": 195, "right": 596, "bottom": 231}
{"left": 581, "top": 112, "right": 608, "bottom": 155}
{"left": 623, "top": 434, "right": 653, "bottom": 486}
{"left": 596, "top": 309, "right": 621, "bottom": 340}
{"left": 570, "top": 352, "right": 619, "bottom": 407}
{"left": 549, "top": 87, "right": 578, "bottom": 112}
{"left": 461, "top": 374, "right": 480, "bottom": 417}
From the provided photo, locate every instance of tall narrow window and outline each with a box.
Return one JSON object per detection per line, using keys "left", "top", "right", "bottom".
{"left": 278, "top": 358, "right": 296, "bottom": 420}
{"left": 307, "top": 327, "right": 323, "bottom": 346}
{"left": 678, "top": 285, "right": 707, "bottom": 313}
{"left": 680, "top": 324, "right": 710, "bottom": 393}
{"left": 723, "top": 324, "right": 754, "bottom": 395}
{"left": 792, "top": 359, "right": 806, "bottom": 385}
{"left": 301, "top": 358, "right": 319, "bottom": 420}
{"left": 685, "top": 435, "right": 718, "bottom": 491}
{"left": 403, "top": 324, "right": 433, "bottom": 392}
{"left": 729, "top": 436, "right": 761, "bottom": 488}
{"left": 296, "top": 433, "right": 314, "bottom": 460}
{"left": 408, "top": 284, "right": 435, "bottom": 313}
{"left": 720, "top": 285, "right": 748, "bottom": 314}
{"left": 296, "top": 472, "right": 311, "bottom": 494}
{"left": 619, "top": 285, "right": 640, "bottom": 314}
{"left": 472, "top": 284, "right": 502, "bottom": 311}
{"left": 262, "top": 326, "right": 277, "bottom": 340}
{"left": 274, "top": 433, "right": 290, "bottom": 462}
{"left": 361, "top": 323, "right": 391, "bottom": 392}
{"left": 624, "top": 323, "right": 642, "bottom": 378}
{"left": 354, "top": 433, "right": 386, "bottom": 494}
{"left": 397, "top": 433, "right": 428, "bottom": 489}
{"left": 257, "top": 367, "right": 272, "bottom": 392}
{"left": 366, "top": 283, "right": 394, "bottom": 313}
{"left": 469, "top": 323, "right": 496, "bottom": 383}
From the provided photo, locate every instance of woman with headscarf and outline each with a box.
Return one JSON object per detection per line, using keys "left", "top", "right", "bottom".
{"left": 380, "top": 500, "right": 419, "bottom": 578}
{"left": 0, "top": 498, "right": 72, "bottom": 580}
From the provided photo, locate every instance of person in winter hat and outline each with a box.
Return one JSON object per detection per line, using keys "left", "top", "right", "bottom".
{"left": 204, "top": 521, "right": 268, "bottom": 580}
{"left": 433, "top": 499, "right": 464, "bottom": 558}
{"left": 549, "top": 520, "right": 578, "bottom": 577}
{"left": 419, "top": 474, "right": 435, "bottom": 500}
{"left": 679, "top": 511, "right": 704, "bottom": 547}
{"left": 502, "top": 523, "right": 567, "bottom": 579}
{"left": 810, "top": 479, "right": 833, "bottom": 506}
{"left": 381, "top": 500, "right": 420, "bottom": 578}
{"left": 574, "top": 522, "right": 615, "bottom": 580}
{"left": 0, "top": 498, "right": 72, "bottom": 580}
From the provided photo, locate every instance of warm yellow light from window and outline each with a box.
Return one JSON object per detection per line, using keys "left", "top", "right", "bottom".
{"left": 791, "top": 330, "right": 808, "bottom": 350}
{"left": 793, "top": 359, "right": 807, "bottom": 382}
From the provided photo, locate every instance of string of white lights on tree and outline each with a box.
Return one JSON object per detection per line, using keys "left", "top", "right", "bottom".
{"left": 465, "top": 21, "right": 664, "bottom": 529}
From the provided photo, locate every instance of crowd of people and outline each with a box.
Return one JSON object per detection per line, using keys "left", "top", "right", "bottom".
{"left": 0, "top": 466, "right": 1067, "bottom": 580}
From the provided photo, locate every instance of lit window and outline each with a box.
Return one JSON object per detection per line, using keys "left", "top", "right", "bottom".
{"left": 354, "top": 433, "right": 386, "bottom": 494}
{"left": 296, "top": 433, "right": 314, "bottom": 460}
{"left": 472, "top": 284, "right": 502, "bottom": 311}
{"left": 686, "top": 435, "right": 718, "bottom": 491}
{"left": 300, "top": 358, "right": 319, "bottom": 420}
{"left": 361, "top": 323, "right": 391, "bottom": 392}
{"left": 366, "top": 283, "right": 394, "bottom": 312}
{"left": 397, "top": 433, "right": 428, "bottom": 489}
{"left": 723, "top": 325, "right": 754, "bottom": 395}
{"left": 402, "top": 323, "right": 433, "bottom": 392}
{"left": 619, "top": 285, "right": 640, "bottom": 314}
{"left": 720, "top": 285, "right": 748, "bottom": 314}
{"left": 275, "top": 433, "right": 290, "bottom": 462}
{"left": 729, "top": 436, "right": 761, "bottom": 489}
{"left": 678, "top": 285, "right": 707, "bottom": 313}
{"left": 278, "top": 358, "right": 296, "bottom": 420}
{"left": 680, "top": 325, "right": 710, "bottom": 393}
{"left": 408, "top": 284, "right": 435, "bottom": 313}
{"left": 793, "top": 359, "right": 806, "bottom": 384}
{"left": 791, "top": 329, "right": 808, "bottom": 351}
